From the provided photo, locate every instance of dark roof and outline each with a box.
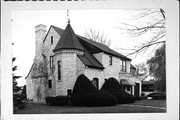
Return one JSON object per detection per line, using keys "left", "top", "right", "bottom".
{"left": 130, "top": 64, "right": 136, "bottom": 69}
{"left": 52, "top": 24, "right": 104, "bottom": 69}
{"left": 50, "top": 25, "right": 131, "bottom": 61}
{"left": 142, "top": 81, "right": 155, "bottom": 85}
{"left": 77, "top": 36, "right": 131, "bottom": 61}
{"left": 53, "top": 24, "right": 85, "bottom": 52}
{"left": 42, "top": 24, "right": 131, "bottom": 69}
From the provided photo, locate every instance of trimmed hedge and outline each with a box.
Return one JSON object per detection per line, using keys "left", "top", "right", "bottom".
{"left": 101, "top": 77, "right": 122, "bottom": 90}
{"left": 45, "top": 96, "right": 69, "bottom": 106}
{"left": 101, "top": 77, "right": 135, "bottom": 104}
{"left": 72, "top": 74, "right": 97, "bottom": 94}
{"left": 71, "top": 90, "right": 118, "bottom": 106}
{"left": 71, "top": 74, "right": 118, "bottom": 106}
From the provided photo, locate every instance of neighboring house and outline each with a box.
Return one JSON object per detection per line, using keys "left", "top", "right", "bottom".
{"left": 120, "top": 64, "right": 141, "bottom": 97}
{"left": 141, "top": 80, "right": 155, "bottom": 96}
{"left": 26, "top": 23, "right": 141, "bottom": 103}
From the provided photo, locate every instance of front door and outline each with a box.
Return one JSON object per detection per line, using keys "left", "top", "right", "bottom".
{"left": 134, "top": 83, "right": 140, "bottom": 97}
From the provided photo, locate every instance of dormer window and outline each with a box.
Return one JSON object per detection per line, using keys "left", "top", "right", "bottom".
{"left": 109, "top": 56, "right": 112, "bottom": 66}
{"left": 51, "top": 36, "right": 53, "bottom": 45}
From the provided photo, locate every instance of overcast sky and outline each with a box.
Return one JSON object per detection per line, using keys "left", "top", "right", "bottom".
{"left": 12, "top": 9, "right": 161, "bottom": 86}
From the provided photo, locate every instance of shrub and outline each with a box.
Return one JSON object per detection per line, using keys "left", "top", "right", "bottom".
{"left": 147, "top": 92, "right": 166, "bottom": 100}
{"left": 72, "top": 74, "right": 97, "bottom": 94}
{"left": 13, "top": 94, "right": 26, "bottom": 110}
{"left": 101, "top": 77, "right": 135, "bottom": 104}
{"left": 71, "top": 74, "right": 118, "bottom": 106}
{"left": 45, "top": 96, "right": 69, "bottom": 106}
{"left": 71, "top": 90, "right": 118, "bottom": 106}
{"left": 101, "top": 77, "right": 122, "bottom": 90}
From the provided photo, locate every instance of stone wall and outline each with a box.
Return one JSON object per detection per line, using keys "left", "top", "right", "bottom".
{"left": 93, "top": 52, "right": 103, "bottom": 64}
{"left": 102, "top": 54, "right": 121, "bottom": 80}
{"left": 26, "top": 26, "right": 60, "bottom": 102}
{"left": 76, "top": 56, "right": 85, "bottom": 77}
{"left": 85, "top": 68, "right": 104, "bottom": 89}
{"left": 43, "top": 26, "right": 61, "bottom": 97}
{"left": 26, "top": 24, "right": 141, "bottom": 103}
{"left": 54, "top": 51, "right": 78, "bottom": 96}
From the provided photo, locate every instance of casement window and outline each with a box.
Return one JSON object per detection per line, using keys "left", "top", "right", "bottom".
{"left": 48, "top": 80, "right": 52, "bottom": 89}
{"left": 51, "top": 36, "right": 53, "bottom": 45}
{"left": 58, "top": 61, "right": 61, "bottom": 81}
{"left": 120, "top": 60, "right": 126, "bottom": 72}
{"left": 109, "top": 56, "right": 112, "bottom": 66}
{"left": 50, "top": 56, "right": 54, "bottom": 68}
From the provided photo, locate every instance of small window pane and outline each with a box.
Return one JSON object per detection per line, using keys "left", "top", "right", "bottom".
{"left": 109, "top": 56, "right": 112, "bottom": 65}
{"left": 51, "top": 36, "right": 53, "bottom": 45}
{"left": 58, "top": 61, "right": 61, "bottom": 80}
{"left": 48, "top": 80, "right": 52, "bottom": 89}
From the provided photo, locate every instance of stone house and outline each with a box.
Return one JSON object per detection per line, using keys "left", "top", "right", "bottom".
{"left": 25, "top": 23, "right": 141, "bottom": 103}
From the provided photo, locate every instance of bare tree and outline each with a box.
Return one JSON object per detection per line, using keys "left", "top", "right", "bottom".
{"left": 84, "top": 28, "right": 111, "bottom": 47}
{"left": 118, "top": 9, "right": 165, "bottom": 56}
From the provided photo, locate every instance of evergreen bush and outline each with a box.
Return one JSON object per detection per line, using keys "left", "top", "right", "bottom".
{"left": 45, "top": 96, "right": 69, "bottom": 106}
{"left": 101, "top": 77, "right": 135, "bottom": 104}
{"left": 71, "top": 74, "right": 118, "bottom": 106}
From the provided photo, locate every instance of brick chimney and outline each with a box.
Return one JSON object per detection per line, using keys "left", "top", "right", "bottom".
{"left": 35, "top": 24, "right": 47, "bottom": 57}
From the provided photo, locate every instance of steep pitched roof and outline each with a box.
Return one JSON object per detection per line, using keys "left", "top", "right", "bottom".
{"left": 52, "top": 24, "right": 104, "bottom": 69}
{"left": 53, "top": 24, "right": 84, "bottom": 52}
{"left": 77, "top": 36, "right": 131, "bottom": 61}
{"left": 130, "top": 64, "right": 136, "bottom": 69}
{"left": 51, "top": 25, "right": 131, "bottom": 61}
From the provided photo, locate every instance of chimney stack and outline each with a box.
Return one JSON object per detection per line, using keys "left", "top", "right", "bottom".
{"left": 35, "top": 24, "right": 47, "bottom": 57}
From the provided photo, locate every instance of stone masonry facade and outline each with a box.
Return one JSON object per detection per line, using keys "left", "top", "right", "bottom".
{"left": 26, "top": 24, "right": 141, "bottom": 103}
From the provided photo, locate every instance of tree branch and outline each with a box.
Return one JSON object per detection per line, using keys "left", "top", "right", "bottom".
{"left": 127, "top": 41, "right": 165, "bottom": 56}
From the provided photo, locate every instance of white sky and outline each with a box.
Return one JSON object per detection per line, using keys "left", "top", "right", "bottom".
{"left": 12, "top": 9, "right": 161, "bottom": 86}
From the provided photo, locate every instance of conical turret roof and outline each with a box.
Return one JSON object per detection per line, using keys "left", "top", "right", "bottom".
{"left": 53, "top": 23, "right": 84, "bottom": 52}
